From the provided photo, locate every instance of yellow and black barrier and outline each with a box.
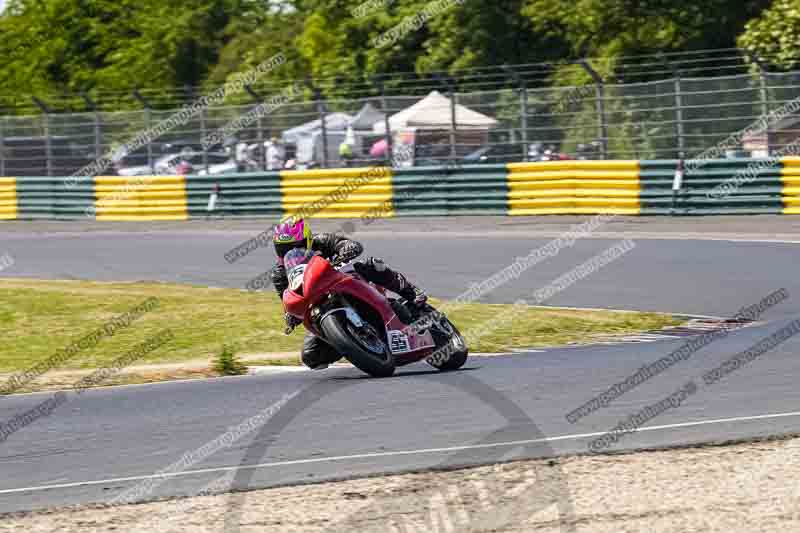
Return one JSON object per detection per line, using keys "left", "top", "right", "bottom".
{"left": 781, "top": 157, "right": 800, "bottom": 215}
{"left": 506, "top": 160, "right": 640, "bottom": 215}
{"left": 8, "top": 158, "right": 800, "bottom": 221}
{"left": 0, "top": 178, "right": 17, "bottom": 220}
{"left": 93, "top": 176, "right": 188, "bottom": 221}
{"left": 279, "top": 167, "right": 393, "bottom": 219}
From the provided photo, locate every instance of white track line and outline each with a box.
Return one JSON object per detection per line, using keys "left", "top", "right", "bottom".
{"left": 2, "top": 410, "right": 800, "bottom": 497}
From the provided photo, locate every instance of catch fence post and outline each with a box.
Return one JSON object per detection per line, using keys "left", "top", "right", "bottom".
{"left": 657, "top": 54, "right": 685, "bottom": 160}
{"left": 579, "top": 60, "right": 608, "bottom": 160}
{"left": 747, "top": 53, "right": 772, "bottom": 149}
{"left": 200, "top": 108, "right": 209, "bottom": 174}
{"left": 133, "top": 90, "right": 154, "bottom": 173}
{"left": 503, "top": 65, "right": 529, "bottom": 162}
{"left": 81, "top": 92, "right": 102, "bottom": 164}
{"left": 758, "top": 69, "right": 770, "bottom": 123}
{"left": 434, "top": 74, "right": 458, "bottom": 165}
{"left": 374, "top": 77, "right": 394, "bottom": 167}
{"left": 307, "top": 82, "right": 328, "bottom": 169}
{"left": 675, "top": 76, "right": 685, "bottom": 160}
{"left": 520, "top": 80, "right": 529, "bottom": 162}
{"left": 245, "top": 84, "right": 266, "bottom": 171}
{"left": 0, "top": 116, "right": 5, "bottom": 177}
{"left": 32, "top": 97, "right": 52, "bottom": 176}
{"left": 449, "top": 82, "right": 457, "bottom": 164}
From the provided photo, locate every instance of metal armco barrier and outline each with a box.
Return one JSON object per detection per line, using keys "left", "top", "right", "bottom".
{"left": 0, "top": 178, "right": 16, "bottom": 220}
{"left": 640, "top": 159, "right": 784, "bottom": 215}
{"left": 15, "top": 177, "right": 93, "bottom": 219}
{"left": 507, "top": 160, "right": 640, "bottom": 215}
{"left": 187, "top": 172, "right": 282, "bottom": 218}
{"left": 393, "top": 165, "right": 508, "bottom": 216}
{"left": 5, "top": 160, "right": 800, "bottom": 221}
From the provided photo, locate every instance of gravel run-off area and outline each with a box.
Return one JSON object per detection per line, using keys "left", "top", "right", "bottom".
{"left": 3, "top": 435, "right": 800, "bottom": 532}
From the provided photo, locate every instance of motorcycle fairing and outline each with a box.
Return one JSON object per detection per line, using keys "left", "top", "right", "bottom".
{"left": 283, "top": 255, "right": 436, "bottom": 363}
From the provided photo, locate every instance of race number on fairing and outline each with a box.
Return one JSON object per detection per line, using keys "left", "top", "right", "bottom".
{"left": 288, "top": 265, "right": 306, "bottom": 291}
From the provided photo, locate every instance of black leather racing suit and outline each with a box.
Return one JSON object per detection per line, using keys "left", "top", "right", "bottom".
{"left": 271, "top": 232, "right": 424, "bottom": 369}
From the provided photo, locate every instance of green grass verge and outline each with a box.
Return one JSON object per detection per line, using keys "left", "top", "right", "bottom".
{"left": 0, "top": 279, "right": 681, "bottom": 373}
{"left": 246, "top": 356, "right": 303, "bottom": 366}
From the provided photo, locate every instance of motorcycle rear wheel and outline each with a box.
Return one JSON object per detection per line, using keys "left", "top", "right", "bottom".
{"left": 320, "top": 313, "right": 396, "bottom": 378}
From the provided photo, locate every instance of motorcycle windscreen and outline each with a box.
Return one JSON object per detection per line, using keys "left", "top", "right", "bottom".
{"left": 283, "top": 248, "right": 313, "bottom": 317}
{"left": 284, "top": 248, "right": 311, "bottom": 269}
{"left": 284, "top": 248, "right": 312, "bottom": 292}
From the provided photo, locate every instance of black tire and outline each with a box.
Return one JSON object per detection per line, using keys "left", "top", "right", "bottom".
{"left": 427, "top": 320, "right": 469, "bottom": 372}
{"left": 320, "top": 313, "right": 395, "bottom": 378}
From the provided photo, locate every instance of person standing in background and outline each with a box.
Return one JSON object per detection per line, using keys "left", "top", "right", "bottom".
{"left": 235, "top": 139, "right": 249, "bottom": 172}
{"left": 174, "top": 157, "right": 193, "bottom": 175}
{"left": 339, "top": 140, "right": 353, "bottom": 167}
{"left": 266, "top": 137, "right": 285, "bottom": 171}
{"left": 339, "top": 126, "right": 356, "bottom": 167}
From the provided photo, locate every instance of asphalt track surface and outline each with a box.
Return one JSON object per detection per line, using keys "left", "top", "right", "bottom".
{"left": 1, "top": 216, "right": 800, "bottom": 513}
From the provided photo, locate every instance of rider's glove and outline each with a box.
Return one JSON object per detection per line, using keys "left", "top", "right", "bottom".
{"left": 336, "top": 241, "right": 363, "bottom": 264}
{"left": 284, "top": 313, "right": 302, "bottom": 334}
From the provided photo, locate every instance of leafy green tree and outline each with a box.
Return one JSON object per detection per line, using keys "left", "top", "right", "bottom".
{"left": 293, "top": 0, "right": 422, "bottom": 97}
{"left": 522, "top": 0, "right": 771, "bottom": 74}
{"left": 410, "top": 1, "right": 566, "bottom": 75}
{"left": 205, "top": 7, "right": 307, "bottom": 103}
{"left": 0, "top": 0, "right": 250, "bottom": 111}
{"left": 739, "top": 0, "right": 800, "bottom": 70}
{"left": 291, "top": 0, "right": 565, "bottom": 98}
{"left": 0, "top": 0, "right": 780, "bottom": 116}
{"left": 519, "top": 0, "right": 771, "bottom": 158}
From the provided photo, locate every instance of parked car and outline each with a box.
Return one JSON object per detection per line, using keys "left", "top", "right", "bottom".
{"left": 116, "top": 152, "right": 232, "bottom": 176}
{"left": 528, "top": 142, "right": 572, "bottom": 161}
{"left": 196, "top": 158, "right": 239, "bottom": 175}
{"left": 461, "top": 143, "right": 525, "bottom": 164}
{"left": 413, "top": 143, "right": 526, "bottom": 166}
{"left": 156, "top": 139, "right": 224, "bottom": 155}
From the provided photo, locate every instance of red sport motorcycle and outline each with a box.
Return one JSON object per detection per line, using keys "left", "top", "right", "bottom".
{"left": 282, "top": 248, "right": 468, "bottom": 377}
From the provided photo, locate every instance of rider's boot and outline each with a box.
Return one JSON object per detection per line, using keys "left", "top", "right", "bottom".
{"left": 400, "top": 280, "right": 428, "bottom": 308}
{"left": 389, "top": 272, "right": 428, "bottom": 315}
{"left": 357, "top": 258, "right": 428, "bottom": 310}
{"left": 302, "top": 334, "right": 341, "bottom": 370}
{"left": 374, "top": 266, "right": 424, "bottom": 305}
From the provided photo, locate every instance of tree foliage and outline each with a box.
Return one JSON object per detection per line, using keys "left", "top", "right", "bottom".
{"left": 0, "top": 0, "right": 250, "bottom": 110}
{"left": 522, "top": 0, "right": 771, "bottom": 73}
{"left": 0, "top": 0, "right": 788, "bottom": 113}
{"left": 739, "top": 0, "right": 800, "bottom": 70}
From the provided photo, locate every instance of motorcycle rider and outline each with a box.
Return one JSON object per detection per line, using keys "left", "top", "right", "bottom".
{"left": 270, "top": 217, "right": 428, "bottom": 370}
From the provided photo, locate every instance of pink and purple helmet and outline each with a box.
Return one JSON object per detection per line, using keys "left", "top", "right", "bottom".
{"left": 273, "top": 217, "right": 312, "bottom": 258}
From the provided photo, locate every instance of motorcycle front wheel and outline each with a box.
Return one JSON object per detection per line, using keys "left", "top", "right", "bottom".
{"left": 426, "top": 318, "right": 469, "bottom": 372}
{"left": 320, "top": 312, "right": 396, "bottom": 378}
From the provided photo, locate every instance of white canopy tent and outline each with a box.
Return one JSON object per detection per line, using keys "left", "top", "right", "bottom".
{"left": 373, "top": 90, "right": 498, "bottom": 134}
{"left": 349, "top": 102, "right": 386, "bottom": 131}
{"left": 281, "top": 112, "right": 353, "bottom": 144}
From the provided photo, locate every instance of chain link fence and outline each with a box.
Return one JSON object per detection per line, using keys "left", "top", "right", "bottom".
{"left": 2, "top": 71, "right": 800, "bottom": 177}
